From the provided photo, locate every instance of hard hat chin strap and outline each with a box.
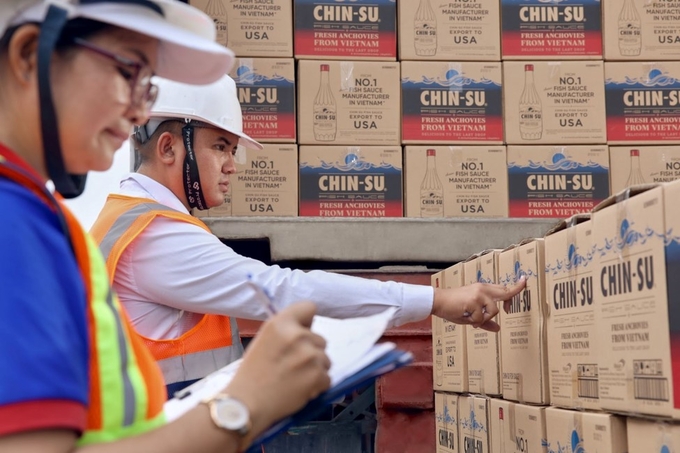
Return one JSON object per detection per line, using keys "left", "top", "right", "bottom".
{"left": 181, "top": 123, "right": 208, "bottom": 210}
{"left": 38, "top": 4, "right": 87, "bottom": 198}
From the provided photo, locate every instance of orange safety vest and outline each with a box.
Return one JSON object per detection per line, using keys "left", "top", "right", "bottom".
{"left": 0, "top": 159, "right": 166, "bottom": 445}
{"left": 90, "top": 194, "right": 243, "bottom": 385}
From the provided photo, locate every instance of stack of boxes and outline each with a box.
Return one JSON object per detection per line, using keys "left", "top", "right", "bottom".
{"left": 189, "top": 0, "right": 680, "bottom": 219}
{"left": 603, "top": 0, "right": 680, "bottom": 194}
{"left": 399, "top": 0, "right": 509, "bottom": 219}
{"left": 433, "top": 178, "right": 680, "bottom": 452}
{"left": 189, "top": 0, "right": 298, "bottom": 218}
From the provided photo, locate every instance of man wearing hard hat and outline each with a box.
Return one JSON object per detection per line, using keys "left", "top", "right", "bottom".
{"left": 91, "top": 74, "right": 526, "bottom": 395}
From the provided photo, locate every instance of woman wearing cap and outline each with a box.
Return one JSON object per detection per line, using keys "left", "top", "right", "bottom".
{"left": 0, "top": 1, "right": 330, "bottom": 451}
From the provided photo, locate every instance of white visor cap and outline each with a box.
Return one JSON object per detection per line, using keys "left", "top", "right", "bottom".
{"left": 149, "top": 74, "right": 263, "bottom": 150}
{"left": 9, "top": 0, "right": 234, "bottom": 85}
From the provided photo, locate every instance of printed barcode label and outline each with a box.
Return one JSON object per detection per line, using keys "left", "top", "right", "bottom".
{"left": 577, "top": 379, "right": 599, "bottom": 399}
{"left": 634, "top": 377, "right": 670, "bottom": 402}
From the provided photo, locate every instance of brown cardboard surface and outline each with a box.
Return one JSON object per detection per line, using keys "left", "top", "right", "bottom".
{"left": 498, "top": 239, "right": 550, "bottom": 404}
{"left": 297, "top": 60, "right": 400, "bottom": 145}
{"left": 464, "top": 251, "right": 502, "bottom": 396}
{"left": 504, "top": 61, "right": 607, "bottom": 145}
{"left": 544, "top": 215, "right": 600, "bottom": 410}
{"left": 189, "top": 0, "right": 293, "bottom": 57}
{"left": 610, "top": 146, "right": 680, "bottom": 193}
{"left": 404, "top": 146, "right": 508, "bottom": 219}
{"left": 489, "top": 399, "right": 547, "bottom": 453}
{"left": 603, "top": 0, "right": 680, "bottom": 61}
{"left": 545, "top": 407, "right": 627, "bottom": 453}
{"left": 435, "top": 392, "right": 459, "bottom": 453}
{"left": 398, "top": 0, "right": 501, "bottom": 61}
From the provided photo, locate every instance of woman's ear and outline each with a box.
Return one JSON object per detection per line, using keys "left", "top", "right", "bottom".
{"left": 5, "top": 25, "right": 40, "bottom": 86}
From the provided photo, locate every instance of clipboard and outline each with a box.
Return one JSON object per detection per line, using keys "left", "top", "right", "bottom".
{"left": 246, "top": 348, "right": 413, "bottom": 452}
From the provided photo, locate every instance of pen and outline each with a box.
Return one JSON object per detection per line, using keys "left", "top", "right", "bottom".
{"left": 246, "top": 274, "right": 278, "bottom": 318}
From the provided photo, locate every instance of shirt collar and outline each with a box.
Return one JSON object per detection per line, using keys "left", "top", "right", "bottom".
{"left": 119, "top": 173, "right": 190, "bottom": 214}
{"left": 0, "top": 142, "right": 48, "bottom": 183}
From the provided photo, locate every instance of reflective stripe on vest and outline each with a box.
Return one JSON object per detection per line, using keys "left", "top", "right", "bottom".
{"left": 0, "top": 161, "right": 167, "bottom": 445}
{"left": 90, "top": 195, "right": 243, "bottom": 385}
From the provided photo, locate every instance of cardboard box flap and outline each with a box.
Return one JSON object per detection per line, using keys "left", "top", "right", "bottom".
{"left": 501, "top": 243, "right": 519, "bottom": 253}
{"left": 544, "top": 214, "right": 590, "bottom": 238}
{"left": 479, "top": 248, "right": 503, "bottom": 257}
{"left": 464, "top": 252, "right": 483, "bottom": 263}
{"left": 518, "top": 237, "right": 540, "bottom": 247}
{"left": 592, "top": 183, "right": 661, "bottom": 213}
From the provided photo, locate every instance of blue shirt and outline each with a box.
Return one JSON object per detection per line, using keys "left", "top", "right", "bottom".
{"left": 0, "top": 177, "right": 89, "bottom": 433}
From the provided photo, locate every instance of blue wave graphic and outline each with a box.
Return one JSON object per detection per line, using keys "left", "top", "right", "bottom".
{"left": 605, "top": 68, "right": 680, "bottom": 89}
{"left": 544, "top": 243, "right": 596, "bottom": 275}
{"left": 476, "top": 270, "right": 493, "bottom": 284}
{"left": 300, "top": 159, "right": 401, "bottom": 172}
{"left": 401, "top": 71, "right": 502, "bottom": 90}
{"left": 499, "top": 260, "right": 537, "bottom": 285}
{"left": 234, "top": 66, "right": 294, "bottom": 85}
{"left": 460, "top": 409, "right": 486, "bottom": 433}
{"left": 507, "top": 156, "right": 608, "bottom": 172}
{"left": 596, "top": 219, "right": 663, "bottom": 257}
{"left": 542, "top": 429, "right": 583, "bottom": 453}
{"left": 664, "top": 228, "right": 680, "bottom": 247}
{"left": 435, "top": 405, "right": 456, "bottom": 425}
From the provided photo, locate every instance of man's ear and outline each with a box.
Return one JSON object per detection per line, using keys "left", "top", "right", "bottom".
{"left": 156, "top": 132, "right": 179, "bottom": 165}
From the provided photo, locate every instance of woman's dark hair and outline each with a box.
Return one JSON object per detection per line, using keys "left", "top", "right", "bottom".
{"left": 1, "top": 18, "right": 112, "bottom": 55}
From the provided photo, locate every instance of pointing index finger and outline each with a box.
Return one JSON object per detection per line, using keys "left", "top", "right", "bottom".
{"left": 492, "top": 276, "right": 527, "bottom": 301}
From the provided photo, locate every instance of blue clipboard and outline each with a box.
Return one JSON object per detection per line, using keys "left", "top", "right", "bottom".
{"left": 246, "top": 348, "right": 413, "bottom": 452}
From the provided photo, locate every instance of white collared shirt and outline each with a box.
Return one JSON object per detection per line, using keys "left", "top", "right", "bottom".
{"left": 109, "top": 173, "right": 434, "bottom": 340}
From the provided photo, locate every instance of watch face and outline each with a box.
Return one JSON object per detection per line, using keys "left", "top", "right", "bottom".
{"left": 215, "top": 398, "right": 249, "bottom": 431}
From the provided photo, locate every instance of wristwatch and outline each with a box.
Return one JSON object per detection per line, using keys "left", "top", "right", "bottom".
{"left": 203, "top": 393, "right": 252, "bottom": 449}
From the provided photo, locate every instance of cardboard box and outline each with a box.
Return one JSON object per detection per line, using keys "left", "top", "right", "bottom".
{"left": 504, "top": 61, "right": 607, "bottom": 145}
{"left": 603, "top": 0, "right": 680, "bottom": 61}
{"left": 439, "top": 263, "right": 469, "bottom": 393}
{"left": 404, "top": 146, "right": 509, "bottom": 219}
{"left": 507, "top": 146, "right": 610, "bottom": 218}
{"left": 605, "top": 62, "right": 680, "bottom": 144}
{"left": 435, "top": 392, "right": 459, "bottom": 453}
{"left": 189, "top": 0, "right": 293, "bottom": 57}
{"left": 398, "top": 0, "right": 501, "bottom": 61}
{"left": 231, "top": 144, "right": 298, "bottom": 216}
{"left": 489, "top": 399, "right": 547, "bottom": 453}
{"left": 627, "top": 417, "right": 680, "bottom": 453}
{"left": 294, "top": 0, "right": 396, "bottom": 60}
{"left": 610, "top": 146, "right": 680, "bottom": 193}
{"left": 465, "top": 251, "right": 502, "bottom": 396}
{"left": 458, "top": 395, "right": 490, "bottom": 453}
{"left": 298, "top": 146, "right": 402, "bottom": 217}
{"left": 401, "top": 61, "right": 504, "bottom": 145}
{"left": 231, "top": 58, "right": 296, "bottom": 143}
{"left": 297, "top": 60, "right": 400, "bottom": 145}
{"left": 593, "top": 184, "right": 680, "bottom": 418}
{"left": 544, "top": 214, "right": 600, "bottom": 410}
{"left": 498, "top": 239, "right": 550, "bottom": 404}
{"left": 501, "top": 0, "right": 603, "bottom": 59}
{"left": 433, "top": 270, "right": 445, "bottom": 390}
{"left": 544, "top": 407, "right": 627, "bottom": 453}
{"left": 193, "top": 144, "right": 298, "bottom": 217}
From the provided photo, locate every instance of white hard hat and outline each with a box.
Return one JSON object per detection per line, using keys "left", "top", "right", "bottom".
{"left": 7, "top": 0, "right": 234, "bottom": 85}
{"left": 148, "top": 74, "right": 263, "bottom": 150}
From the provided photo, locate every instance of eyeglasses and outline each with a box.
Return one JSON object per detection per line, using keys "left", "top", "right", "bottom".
{"left": 72, "top": 38, "right": 158, "bottom": 111}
